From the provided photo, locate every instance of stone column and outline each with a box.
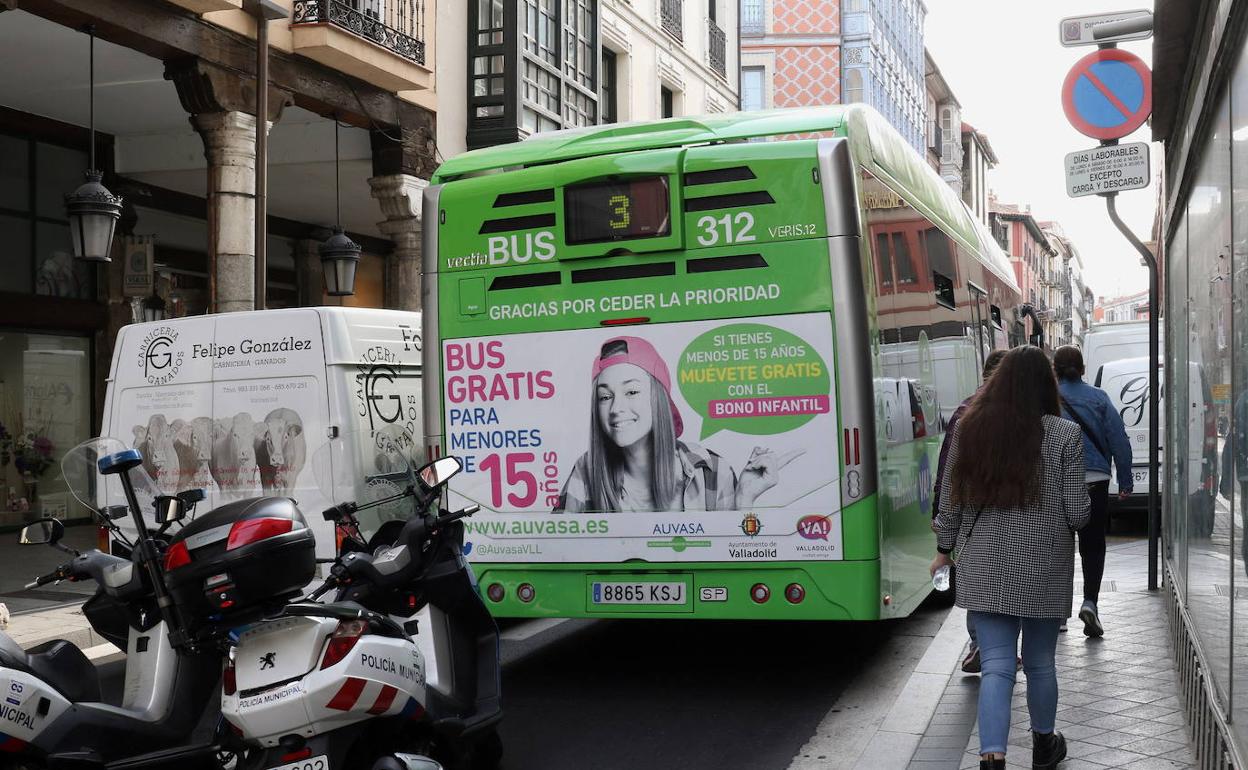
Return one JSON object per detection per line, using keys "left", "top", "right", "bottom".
{"left": 168, "top": 58, "right": 291, "bottom": 314}
{"left": 369, "top": 174, "right": 428, "bottom": 312}
{"left": 195, "top": 111, "right": 259, "bottom": 313}
{"left": 293, "top": 236, "right": 325, "bottom": 307}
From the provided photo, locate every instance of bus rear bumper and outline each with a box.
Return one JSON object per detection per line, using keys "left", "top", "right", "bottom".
{"left": 474, "top": 561, "right": 885, "bottom": 621}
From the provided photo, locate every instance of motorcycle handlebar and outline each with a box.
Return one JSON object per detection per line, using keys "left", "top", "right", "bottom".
{"left": 25, "top": 564, "right": 69, "bottom": 590}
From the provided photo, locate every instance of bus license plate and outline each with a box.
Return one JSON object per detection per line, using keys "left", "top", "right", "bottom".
{"left": 591, "top": 581, "right": 685, "bottom": 605}
{"left": 269, "top": 756, "right": 327, "bottom": 770}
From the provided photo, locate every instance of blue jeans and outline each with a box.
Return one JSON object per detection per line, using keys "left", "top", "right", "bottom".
{"left": 970, "top": 611, "right": 1061, "bottom": 755}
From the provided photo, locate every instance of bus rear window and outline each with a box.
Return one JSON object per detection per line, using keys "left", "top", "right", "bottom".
{"left": 564, "top": 176, "right": 671, "bottom": 244}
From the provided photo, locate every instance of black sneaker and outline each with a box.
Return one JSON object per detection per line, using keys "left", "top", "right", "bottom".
{"left": 961, "top": 646, "right": 981, "bottom": 673}
{"left": 1079, "top": 600, "right": 1104, "bottom": 638}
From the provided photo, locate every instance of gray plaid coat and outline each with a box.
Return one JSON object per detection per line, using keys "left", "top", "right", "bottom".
{"left": 934, "top": 414, "right": 1092, "bottom": 619}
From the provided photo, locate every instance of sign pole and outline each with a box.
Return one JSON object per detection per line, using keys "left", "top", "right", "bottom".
{"left": 1061, "top": 23, "right": 1159, "bottom": 590}
{"left": 1104, "top": 192, "right": 1160, "bottom": 590}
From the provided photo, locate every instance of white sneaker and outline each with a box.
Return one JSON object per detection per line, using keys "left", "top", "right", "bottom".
{"left": 1079, "top": 600, "right": 1104, "bottom": 638}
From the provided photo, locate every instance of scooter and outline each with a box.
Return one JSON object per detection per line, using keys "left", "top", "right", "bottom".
{"left": 219, "top": 451, "right": 502, "bottom": 770}
{"left": 0, "top": 438, "right": 228, "bottom": 770}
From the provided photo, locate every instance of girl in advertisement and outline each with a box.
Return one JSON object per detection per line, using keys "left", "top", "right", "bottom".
{"left": 555, "top": 336, "right": 801, "bottom": 514}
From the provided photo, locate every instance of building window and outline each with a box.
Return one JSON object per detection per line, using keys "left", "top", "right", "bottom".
{"left": 662, "top": 86, "right": 675, "bottom": 119}
{"left": 467, "top": 0, "right": 599, "bottom": 148}
{"left": 741, "top": 0, "right": 763, "bottom": 34}
{"left": 741, "top": 66, "right": 765, "bottom": 112}
{"left": 600, "top": 49, "right": 618, "bottom": 124}
{"left": 844, "top": 68, "right": 864, "bottom": 103}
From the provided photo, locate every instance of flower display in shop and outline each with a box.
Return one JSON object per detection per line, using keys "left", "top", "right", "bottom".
{"left": 13, "top": 431, "right": 55, "bottom": 478}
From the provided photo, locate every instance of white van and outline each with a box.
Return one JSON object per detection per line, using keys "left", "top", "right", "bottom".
{"left": 1096, "top": 356, "right": 1216, "bottom": 534}
{"left": 100, "top": 307, "right": 423, "bottom": 556}
{"left": 1083, "top": 321, "right": 1161, "bottom": 387}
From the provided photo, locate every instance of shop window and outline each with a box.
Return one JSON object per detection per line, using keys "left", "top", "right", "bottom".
{"left": 0, "top": 332, "right": 92, "bottom": 525}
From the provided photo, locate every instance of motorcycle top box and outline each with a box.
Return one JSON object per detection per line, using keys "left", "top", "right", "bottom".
{"left": 164, "top": 496, "right": 316, "bottom": 628}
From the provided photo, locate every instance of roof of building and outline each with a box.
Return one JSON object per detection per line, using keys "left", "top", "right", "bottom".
{"left": 924, "top": 49, "right": 960, "bottom": 107}
{"left": 961, "top": 121, "right": 999, "bottom": 165}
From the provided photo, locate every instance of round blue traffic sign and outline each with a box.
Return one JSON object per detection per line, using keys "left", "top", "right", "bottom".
{"left": 1061, "top": 49, "right": 1152, "bottom": 141}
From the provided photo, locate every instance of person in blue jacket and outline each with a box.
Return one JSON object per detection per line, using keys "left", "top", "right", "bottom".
{"left": 1053, "top": 346, "right": 1133, "bottom": 638}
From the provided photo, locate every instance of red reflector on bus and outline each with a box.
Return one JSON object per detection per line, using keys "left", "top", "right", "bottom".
{"left": 601, "top": 317, "right": 650, "bottom": 326}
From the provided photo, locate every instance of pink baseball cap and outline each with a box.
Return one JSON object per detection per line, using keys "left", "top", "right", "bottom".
{"left": 591, "top": 336, "right": 684, "bottom": 438}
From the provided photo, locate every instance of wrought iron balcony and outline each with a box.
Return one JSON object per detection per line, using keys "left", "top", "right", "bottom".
{"left": 708, "top": 18, "right": 726, "bottom": 79}
{"left": 292, "top": 0, "right": 426, "bottom": 66}
{"left": 661, "top": 0, "right": 683, "bottom": 42}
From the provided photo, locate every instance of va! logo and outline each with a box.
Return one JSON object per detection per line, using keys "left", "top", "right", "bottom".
{"left": 740, "top": 513, "right": 762, "bottom": 537}
{"left": 136, "top": 327, "right": 184, "bottom": 385}
{"left": 796, "top": 514, "right": 832, "bottom": 541}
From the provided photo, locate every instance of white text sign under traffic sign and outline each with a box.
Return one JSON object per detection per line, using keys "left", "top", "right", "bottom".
{"left": 1065, "top": 142, "right": 1150, "bottom": 198}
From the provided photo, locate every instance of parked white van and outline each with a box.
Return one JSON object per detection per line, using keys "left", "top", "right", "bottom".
{"left": 1096, "top": 355, "right": 1217, "bottom": 535}
{"left": 1083, "top": 321, "right": 1160, "bottom": 387}
{"left": 100, "top": 307, "right": 423, "bottom": 556}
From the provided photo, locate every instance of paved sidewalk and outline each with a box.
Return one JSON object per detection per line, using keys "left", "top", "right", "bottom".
{"left": 909, "top": 537, "right": 1195, "bottom": 770}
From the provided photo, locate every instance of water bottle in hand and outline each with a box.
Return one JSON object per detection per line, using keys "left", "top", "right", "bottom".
{"left": 932, "top": 564, "right": 952, "bottom": 592}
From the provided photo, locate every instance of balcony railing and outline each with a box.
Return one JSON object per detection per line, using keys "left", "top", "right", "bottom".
{"left": 661, "top": 0, "right": 683, "bottom": 42}
{"left": 708, "top": 18, "right": 726, "bottom": 79}
{"left": 292, "top": 0, "right": 426, "bottom": 66}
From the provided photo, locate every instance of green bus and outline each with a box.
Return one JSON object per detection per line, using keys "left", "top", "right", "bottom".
{"left": 421, "top": 105, "right": 1023, "bottom": 620}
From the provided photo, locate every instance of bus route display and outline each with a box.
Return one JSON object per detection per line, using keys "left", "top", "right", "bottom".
{"left": 564, "top": 176, "right": 671, "bottom": 244}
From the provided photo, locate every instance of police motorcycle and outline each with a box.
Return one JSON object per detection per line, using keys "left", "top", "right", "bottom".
{"left": 0, "top": 437, "right": 235, "bottom": 770}
{"left": 216, "top": 433, "right": 501, "bottom": 770}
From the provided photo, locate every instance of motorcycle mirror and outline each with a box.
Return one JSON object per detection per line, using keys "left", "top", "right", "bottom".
{"left": 177, "top": 488, "right": 206, "bottom": 505}
{"left": 19, "top": 518, "right": 64, "bottom": 546}
{"left": 417, "top": 457, "right": 462, "bottom": 490}
{"left": 153, "top": 495, "right": 187, "bottom": 525}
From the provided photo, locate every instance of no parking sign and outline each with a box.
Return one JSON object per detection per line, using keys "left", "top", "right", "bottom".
{"left": 1061, "top": 48, "right": 1152, "bottom": 140}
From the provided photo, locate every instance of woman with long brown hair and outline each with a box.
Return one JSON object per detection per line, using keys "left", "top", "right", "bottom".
{"left": 931, "top": 346, "right": 1090, "bottom": 770}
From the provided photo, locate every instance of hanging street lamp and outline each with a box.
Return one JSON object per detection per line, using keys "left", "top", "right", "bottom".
{"left": 320, "top": 227, "right": 361, "bottom": 297}
{"left": 65, "top": 26, "right": 122, "bottom": 262}
{"left": 140, "top": 289, "right": 167, "bottom": 323}
{"left": 320, "top": 115, "right": 360, "bottom": 296}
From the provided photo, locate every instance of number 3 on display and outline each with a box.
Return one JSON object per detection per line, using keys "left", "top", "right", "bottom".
{"left": 608, "top": 194, "right": 631, "bottom": 231}
{"left": 695, "top": 212, "right": 756, "bottom": 246}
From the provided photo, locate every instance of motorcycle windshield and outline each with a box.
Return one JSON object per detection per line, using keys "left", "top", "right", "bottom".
{"left": 61, "top": 437, "right": 167, "bottom": 528}
{"left": 311, "top": 429, "right": 423, "bottom": 543}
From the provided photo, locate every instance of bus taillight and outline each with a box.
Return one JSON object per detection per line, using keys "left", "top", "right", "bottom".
{"left": 750, "top": 584, "right": 770, "bottom": 603}
{"left": 517, "top": 583, "right": 536, "bottom": 603}
{"left": 784, "top": 583, "right": 805, "bottom": 604}
{"left": 486, "top": 583, "right": 505, "bottom": 602}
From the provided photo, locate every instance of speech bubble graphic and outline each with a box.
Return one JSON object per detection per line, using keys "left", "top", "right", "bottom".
{"left": 796, "top": 514, "right": 832, "bottom": 541}
{"left": 677, "top": 323, "right": 831, "bottom": 439}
